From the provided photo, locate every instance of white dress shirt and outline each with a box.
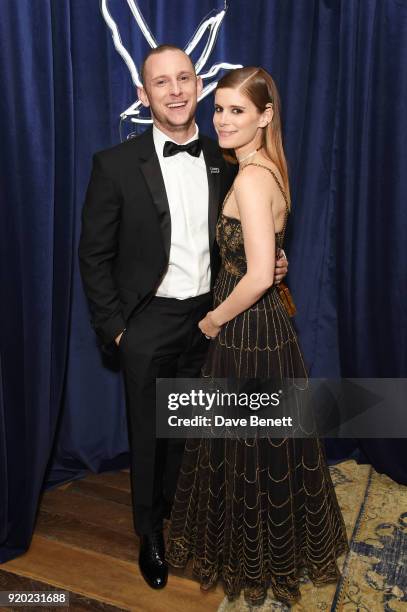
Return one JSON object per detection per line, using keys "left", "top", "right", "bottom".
{"left": 153, "top": 125, "right": 210, "bottom": 299}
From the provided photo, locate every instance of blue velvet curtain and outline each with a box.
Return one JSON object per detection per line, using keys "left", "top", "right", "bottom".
{"left": 1, "top": 0, "right": 406, "bottom": 562}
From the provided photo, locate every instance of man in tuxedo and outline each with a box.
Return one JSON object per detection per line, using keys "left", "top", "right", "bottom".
{"left": 79, "top": 45, "right": 288, "bottom": 590}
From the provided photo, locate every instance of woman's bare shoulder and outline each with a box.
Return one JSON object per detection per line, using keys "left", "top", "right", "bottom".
{"left": 234, "top": 159, "right": 283, "bottom": 195}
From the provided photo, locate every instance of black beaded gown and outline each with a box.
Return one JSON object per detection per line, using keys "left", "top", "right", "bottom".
{"left": 166, "top": 164, "right": 349, "bottom": 606}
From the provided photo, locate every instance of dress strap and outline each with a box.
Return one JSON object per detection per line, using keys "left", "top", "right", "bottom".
{"left": 240, "top": 163, "right": 290, "bottom": 212}
{"left": 221, "top": 185, "right": 233, "bottom": 214}
{"left": 240, "top": 163, "right": 290, "bottom": 246}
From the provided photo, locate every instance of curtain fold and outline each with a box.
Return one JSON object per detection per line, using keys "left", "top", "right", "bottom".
{"left": 1, "top": 0, "right": 406, "bottom": 563}
{"left": 332, "top": 0, "right": 407, "bottom": 481}
{"left": 1, "top": 0, "right": 56, "bottom": 561}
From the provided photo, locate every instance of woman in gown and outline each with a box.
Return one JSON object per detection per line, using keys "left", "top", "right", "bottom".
{"left": 166, "top": 67, "right": 349, "bottom": 607}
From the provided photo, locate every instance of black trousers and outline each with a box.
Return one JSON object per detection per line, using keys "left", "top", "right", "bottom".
{"left": 119, "top": 292, "right": 212, "bottom": 535}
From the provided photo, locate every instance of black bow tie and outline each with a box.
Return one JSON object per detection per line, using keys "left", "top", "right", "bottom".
{"left": 163, "top": 139, "right": 201, "bottom": 158}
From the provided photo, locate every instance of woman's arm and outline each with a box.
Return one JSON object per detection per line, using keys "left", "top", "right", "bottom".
{"left": 199, "top": 165, "right": 281, "bottom": 337}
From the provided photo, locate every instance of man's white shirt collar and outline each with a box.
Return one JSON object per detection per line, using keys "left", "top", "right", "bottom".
{"left": 153, "top": 124, "right": 200, "bottom": 157}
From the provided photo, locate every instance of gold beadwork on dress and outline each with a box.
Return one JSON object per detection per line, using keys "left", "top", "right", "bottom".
{"left": 166, "top": 163, "right": 349, "bottom": 606}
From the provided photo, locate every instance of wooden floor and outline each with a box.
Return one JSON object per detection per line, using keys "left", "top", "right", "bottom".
{"left": 0, "top": 471, "right": 225, "bottom": 611}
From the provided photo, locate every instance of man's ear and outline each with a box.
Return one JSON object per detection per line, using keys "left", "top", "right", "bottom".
{"left": 137, "top": 86, "right": 150, "bottom": 108}
{"left": 196, "top": 76, "right": 203, "bottom": 99}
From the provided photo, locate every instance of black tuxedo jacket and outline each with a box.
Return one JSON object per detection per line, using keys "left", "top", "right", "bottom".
{"left": 78, "top": 127, "right": 236, "bottom": 348}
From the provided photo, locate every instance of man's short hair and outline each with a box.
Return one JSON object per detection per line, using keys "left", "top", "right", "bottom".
{"left": 141, "top": 44, "right": 196, "bottom": 84}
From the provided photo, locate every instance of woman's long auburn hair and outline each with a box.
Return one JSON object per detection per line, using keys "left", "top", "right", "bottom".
{"left": 216, "top": 67, "right": 291, "bottom": 207}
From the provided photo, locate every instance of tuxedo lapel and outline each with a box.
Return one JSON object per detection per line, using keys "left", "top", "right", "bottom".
{"left": 139, "top": 131, "right": 171, "bottom": 260}
{"left": 202, "top": 141, "right": 221, "bottom": 249}
{"left": 137, "top": 130, "right": 222, "bottom": 260}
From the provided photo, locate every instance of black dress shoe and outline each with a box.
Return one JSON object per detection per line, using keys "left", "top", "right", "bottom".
{"left": 139, "top": 531, "right": 168, "bottom": 589}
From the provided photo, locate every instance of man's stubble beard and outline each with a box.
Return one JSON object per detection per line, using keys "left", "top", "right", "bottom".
{"left": 151, "top": 103, "right": 198, "bottom": 135}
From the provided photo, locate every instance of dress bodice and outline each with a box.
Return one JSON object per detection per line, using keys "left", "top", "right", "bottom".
{"left": 216, "top": 163, "right": 289, "bottom": 278}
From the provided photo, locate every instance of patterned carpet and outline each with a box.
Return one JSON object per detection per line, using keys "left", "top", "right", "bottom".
{"left": 218, "top": 459, "right": 407, "bottom": 611}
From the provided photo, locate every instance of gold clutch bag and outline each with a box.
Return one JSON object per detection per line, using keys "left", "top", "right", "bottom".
{"left": 277, "top": 282, "right": 297, "bottom": 317}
